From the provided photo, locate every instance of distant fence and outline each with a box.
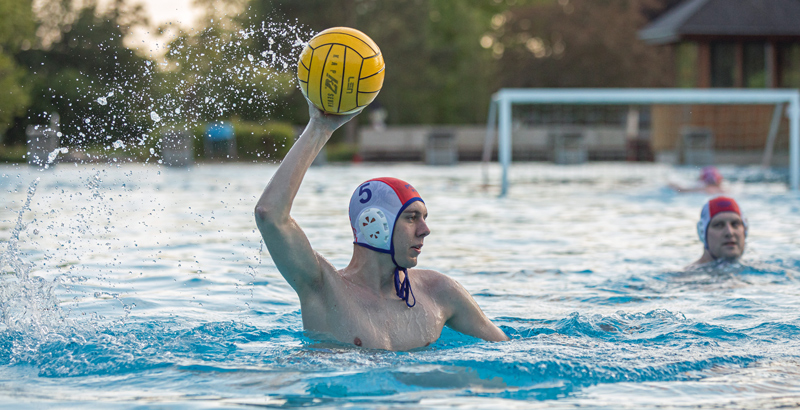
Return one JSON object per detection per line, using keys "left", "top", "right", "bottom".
{"left": 358, "top": 125, "right": 629, "bottom": 162}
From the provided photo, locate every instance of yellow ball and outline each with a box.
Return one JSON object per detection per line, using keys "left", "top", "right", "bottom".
{"left": 297, "top": 27, "right": 385, "bottom": 115}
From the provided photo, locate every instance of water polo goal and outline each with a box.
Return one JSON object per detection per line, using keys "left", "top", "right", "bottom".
{"left": 483, "top": 88, "right": 800, "bottom": 196}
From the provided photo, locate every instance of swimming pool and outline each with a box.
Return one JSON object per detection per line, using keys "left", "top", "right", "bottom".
{"left": 1, "top": 161, "right": 799, "bottom": 408}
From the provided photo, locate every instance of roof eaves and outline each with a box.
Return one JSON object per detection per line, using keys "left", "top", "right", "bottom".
{"left": 638, "top": 0, "right": 712, "bottom": 44}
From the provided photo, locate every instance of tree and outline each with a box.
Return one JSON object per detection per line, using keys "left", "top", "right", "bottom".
{"left": 0, "top": 0, "right": 36, "bottom": 141}
{"left": 8, "top": 0, "right": 154, "bottom": 147}
{"left": 489, "top": 0, "right": 673, "bottom": 89}
{"left": 156, "top": 4, "right": 296, "bottom": 126}
{"left": 246, "top": 0, "right": 519, "bottom": 125}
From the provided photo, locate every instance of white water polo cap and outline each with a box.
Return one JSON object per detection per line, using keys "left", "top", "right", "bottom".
{"left": 697, "top": 196, "right": 748, "bottom": 248}
{"left": 349, "top": 177, "right": 424, "bottom": 253}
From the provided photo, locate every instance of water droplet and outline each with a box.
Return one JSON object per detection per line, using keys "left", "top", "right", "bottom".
{"left": 150, "top": 111, "right": 161, "bottom": 122}
{"left": 112, "top": 140, "right": 125, "bottom": 149}
{"left": 247, "top": 54, "right": 254, "bottom": 62}
{"left": 97, "top": 96, "right": 108, "bottom": 105}
{"left": 174, "top": 107, "right": 181, "bottom": 114}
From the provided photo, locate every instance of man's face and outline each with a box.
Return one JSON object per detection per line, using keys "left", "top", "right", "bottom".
{"left": 392, "top": 201, "right": 430, "bottom": 268}
{"left": 706, "top": 212, "right": 746, "bottom": 261}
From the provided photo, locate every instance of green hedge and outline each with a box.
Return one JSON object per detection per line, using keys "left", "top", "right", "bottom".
{"left": 0, "top": 120, "right": 297, "bottom": 165}
{"left": 156, "top": 120, "right": 295, "bottom": 162}
{"left": 230, "top": 120, "right": 295, "bottom": 162}
{"left": 325, "top": 143, "right": 359, "bottom": 162}
{"left": 0, "top": 144, "right": 26, "bottom": 163}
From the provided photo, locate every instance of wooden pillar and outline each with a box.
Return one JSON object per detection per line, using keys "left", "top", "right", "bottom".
{"left": 734, "top": 42, "right": 743, "bottom": 87}
{"left": 766, "top": 40, "right": 777, "bottom": 88}
{"left": 698, "top": 42, "right": 711, "bottom": 88}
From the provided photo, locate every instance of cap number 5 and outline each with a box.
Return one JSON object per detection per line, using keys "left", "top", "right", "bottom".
{"left": 359, "top": 183, "right": 372, "bottom": 204}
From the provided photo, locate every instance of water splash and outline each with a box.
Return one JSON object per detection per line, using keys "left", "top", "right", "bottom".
{"left": 45, "top": 147, "right": 69, "bottom": 168}
{"left": 0, "top": 179, "right": 67, "bottom": 336}
{"left": 30, "top": 17, "right": 310, "bottom": 167}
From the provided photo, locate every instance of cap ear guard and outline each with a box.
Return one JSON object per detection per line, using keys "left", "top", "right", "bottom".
{"left": 697, "top": 219, "right": 707, "bottom": 247}
{"left": 358, "top": 207, "right": 391, "bottom": 249}
{"left": 697, "top": 202, "right": 711, "bottom": 247}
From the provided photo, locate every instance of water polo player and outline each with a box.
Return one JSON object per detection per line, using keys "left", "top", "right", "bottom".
{"left": 254, "top": 101, "right": 508, "bottom": 350}
{"left": 690, "top": 196, "right": 747, "bottom": 267}
{"left": 668, "top": 166, "right": 725, "bottom": 194}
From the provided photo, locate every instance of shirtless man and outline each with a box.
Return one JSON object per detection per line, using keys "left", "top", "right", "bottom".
{"left": 254, "top": 103, "right": 509, "bottom": 350}
{"left": 690, "top": 196, "right": 747, "bottom": 267}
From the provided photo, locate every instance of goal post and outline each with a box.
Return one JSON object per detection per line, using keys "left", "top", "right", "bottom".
{"left": 483, "top": 88, "right": 800, "bottom": 196}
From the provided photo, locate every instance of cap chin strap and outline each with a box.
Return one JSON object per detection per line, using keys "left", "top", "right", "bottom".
{"left": 391, "top": 252, "right": 416, "bottom": 308}
{"left": 393, "top": 267, "right": 415, "bottom": 307}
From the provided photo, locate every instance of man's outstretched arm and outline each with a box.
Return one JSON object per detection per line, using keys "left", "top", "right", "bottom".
{"left": 254, "top": 102, "right": 358, "bottom": 295}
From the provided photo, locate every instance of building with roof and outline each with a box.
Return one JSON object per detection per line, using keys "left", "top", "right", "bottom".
{"left": 640, "top": 0, "right": 800, "bottom": 88}
{"left": 639, "top": 0, "right": 800, "bottom": 165}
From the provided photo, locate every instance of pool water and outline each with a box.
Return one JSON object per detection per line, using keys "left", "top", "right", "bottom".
{"left": 1, "top": 162, "right": 799, "bottom": 409}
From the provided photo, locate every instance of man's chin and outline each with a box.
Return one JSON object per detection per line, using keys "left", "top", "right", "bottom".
{"left": 718, "top": 252, "right": 743, "bottom": 262}
{"left": 718, "top": 246, "right": 744, "bottom": 259}
{"left": 402, "top": 258, "right": 418, "bottom": 269}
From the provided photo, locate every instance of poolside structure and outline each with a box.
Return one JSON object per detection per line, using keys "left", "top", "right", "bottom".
{"left": 638, "top": 0, "right": 800, "bottom": 90}
{"left": 637, "top": 0, "right": 800, "bottom": 168}
{"left": 481, "top": 1, "right": 800, "bottom": 196}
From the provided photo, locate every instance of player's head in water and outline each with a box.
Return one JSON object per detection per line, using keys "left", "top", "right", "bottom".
{"left": 700, "top": 166, "right": 723, "bottom": 187}
{"left": 696, "top": 196, "right": 747, "bottom": 264}
{"left": 349, "top": 177, "right": 429, "bottom": 307}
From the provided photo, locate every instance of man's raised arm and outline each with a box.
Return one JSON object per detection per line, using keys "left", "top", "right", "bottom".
{"left": 254, "top": 102, "right": 358, "bottom": 294}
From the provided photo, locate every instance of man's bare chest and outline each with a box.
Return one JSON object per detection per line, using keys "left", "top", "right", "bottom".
{"left": 304, "top": 288, "right": 445, "bottom": 350}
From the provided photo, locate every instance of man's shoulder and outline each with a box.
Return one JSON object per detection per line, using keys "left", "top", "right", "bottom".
{"left": 410, "top": 268, "right": 448, "bottom": 285}
{"left": 408, "top": 269, "right": 489, "bottom": 326}
{"left": 409, "top": 269, "right": 467, "bottom": 299}
{"left": 687, "top": 254, "right": 715, "bottom": 270}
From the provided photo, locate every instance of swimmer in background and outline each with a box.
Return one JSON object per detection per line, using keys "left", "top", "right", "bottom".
{"left": 688, "top": 196, "right": 747, "bottom": 268}
{"left": 669, "top": 166, "right": 725, "bottom": 194}
{"left": 254, "top": 101, "right": 508, "bottom": 351}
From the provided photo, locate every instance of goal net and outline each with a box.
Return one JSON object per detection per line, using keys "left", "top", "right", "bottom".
{"left": 483, "top": 89, "right": 800, "bottom": 195}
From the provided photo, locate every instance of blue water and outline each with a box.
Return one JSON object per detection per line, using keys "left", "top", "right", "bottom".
{"left": 1, "top": 162, "right": 800, "bottom": 408}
